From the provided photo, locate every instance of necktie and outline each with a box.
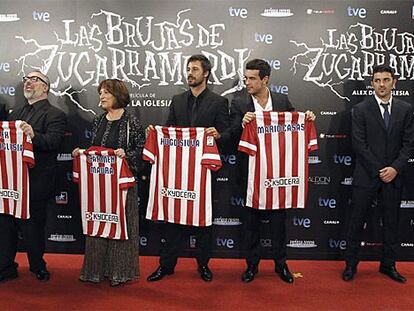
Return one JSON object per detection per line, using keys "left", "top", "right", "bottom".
{"left": 380, "top": 103, "right": 390, "bottom": 129}
{"left": 190, "top": 97, "right": 198, "bottom": 127}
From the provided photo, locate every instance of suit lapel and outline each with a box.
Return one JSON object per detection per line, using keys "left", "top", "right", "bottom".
{"left": 388, "top": 98, "right": 400, "bottom": 133}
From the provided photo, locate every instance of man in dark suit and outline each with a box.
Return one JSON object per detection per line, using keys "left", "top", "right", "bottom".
{"left": 0, "top": 103, "right": 7, "bottom": 120}
{"left": 231, "top": 59, "right": 314, "bottom": 283}
{"left": 0, "top": 70, "right": 66, "bottom": 282}
{"left": 342, "top": 65, "right": 414, "bottom": 283}
{"left": 147, "top": 54, "right": 230, "bottom": 282}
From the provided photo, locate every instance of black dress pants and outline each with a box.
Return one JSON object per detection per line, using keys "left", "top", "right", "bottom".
{"left": 159, "top": 222, "right": 212, "bottom": 272}
{"left": 0, "top": 200, "right": 48, "bottom": 276}
{"left": 243, "top": 207, "right": 287, "bottom": 266}
{"left": 345, "top": 184, "right": 400, "bottom": 267}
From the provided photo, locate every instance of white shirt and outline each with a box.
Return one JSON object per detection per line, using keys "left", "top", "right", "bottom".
{"left": 251, "top": 88, "right": 273, "bottom": 112}
{"left": 374, "top": 93, "right": 393, "bottom": 118}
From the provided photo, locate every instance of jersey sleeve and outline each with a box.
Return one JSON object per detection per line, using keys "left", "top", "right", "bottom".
{"left": 142, "top": 127, "right": 158, "bottom": 164}
{"left": 306, "top": 120, "right": 318, "bottom": 151}
{"left": 22, "top": 131, "right": 35, "bottom": 168}
{"left": 238, "top": 120, "right": 258, "bottom": 156}
{"left": 201, "top": 133, "right": 222, "bottom": 171}
{"left": 119, "top": 158, "right": 136, "bottom": 190}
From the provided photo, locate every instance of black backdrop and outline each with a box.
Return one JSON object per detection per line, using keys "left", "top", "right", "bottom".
{"left": 0, "top": 0, "right": 413, "bottom": 260}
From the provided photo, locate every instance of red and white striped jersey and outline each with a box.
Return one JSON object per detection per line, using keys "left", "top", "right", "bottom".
{"left": 238, "top": 111, "right": 318, "bottom": 210}
{"left": 0, "top": 121, "right": 34, "bottom": 219}
{"left": 73, "top": 147, "right": 135, "bottom": 240}
{"left": 143, "top": 126, "right": 222, "bottom": 227}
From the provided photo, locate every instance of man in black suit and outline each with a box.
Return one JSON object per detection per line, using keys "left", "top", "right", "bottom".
{"left": 231, "top": 59, "right": 314, "bottom": 283}
{"left": 0, "top": 103, "right": 7, "bottom": 120}
{"left": 342, "top": 65, "right": 414, "bottom": 283}
{"left": 0, "top": 70, "right": 66, "bottom": 282}
{"left": 147, "top": 54, "right": 230, "bottom": 282}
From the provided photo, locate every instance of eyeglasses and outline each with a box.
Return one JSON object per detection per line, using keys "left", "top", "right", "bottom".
{"left": 22, "top": 76, "right": 48, "bottom": 85}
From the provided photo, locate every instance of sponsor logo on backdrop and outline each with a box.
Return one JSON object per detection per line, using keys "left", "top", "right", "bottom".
{"left": 189, "top": 235, "right": 197, "bottom": 248}
{"left": 213, "top": 217, "right": 242, "bottom": 226}
{"left": 260, "top": 238, "right": 272, "bottom": 248}
{"left": 48, "top": 234, "right": 76, "bottom": 242}
{"left": 308, "top": 156, "right": 321, "bottom": 164}
{"left": 341, "top": 177, "right": 353, "bottom": 185}
{"left": 347, "top": 6, "right": 367, "bottom": 18}
{"left": 328, "top": 238, "right": 346, "bottom": 250}
{"left": 361, "top": 241, "right": 383, "bottom": 247}
{"left": 139, "top": 236, "right": 147, "bottom": 247}
{"left": 380, "top": 10, "right": 398, "bottom": 15}
{"left": 255, "top": 32, "right": 273, "bottom": 45}
{"left": 319, "top": 133, "right": 347, "bottom": 139}
{"left": 130, "top": 94, "right": 172, "bottom": 107}
{"left": 16, "top": 9, "right": 252, "bottom": 113}
{"left": 216, "top": 177, "right": 228, "bottom": 182}
{"left": 269, "top": 83, "right": 288, "bottom": 95}
{"left": 55, "top": 192, "right": 68, "bottom": 204}
{"left": 306, "top": 9, "right": 335, "bottom": 15}
{"left": 57, "top": 215, "right": 72, "bottom": 219}
{"left": 324, "top": 220, "right": 340, "bottom": 225}
{"left": 0, "top": 13, "right": 19, "bottom": 22}
{"left": 265, "top": 59, "right": 281, "bottom": 70}
{"left": 408, "top": 158, "right": 414, "bottom": 163}
{"left": 320, "top": 111, "right": 337, "bottom": 116}
{"left": 333, "top": 154, "right": 352, "bottom": 166}
{"left": 309, "top": 176, "right": 330, "bottom": 185}
{"left": 401, "top": 200, "right": 414, "bottom": 208}
{"left": 57, "top": 153, "right": 73, "bottom": 161}
{"left": 231, "top": 196, "right": 245, "bottom": 207}
{"left": 220, "top": 154, "right": 237, "bottom": 165}
{"left": 401, "top": 242, "right": 414, "bottom": 247}
{"left": 290, "top": 23, "right": 414, "bottom": 101}
{"left": 293, "top": 216, "right": 311, "bottom": 228}
{"left": 216, "top": 237, "right": 234, "bottom": 248}
{"left": 32, "top": 10, "right": 50, "bottom": 22}
{"left": 0, "top": 86, "right": 15, "bottom": 96}
{"left": 410, "top": 219, "right": 414, "bottom": 226}
{"left": 318, "top": 197, "right": 336, "bottom": 208}
{"left": 228, "top": 7, "right": 248, "bottom": 19}
{"left": 0, "top": 62, "right": 10, "bottom": 72}
{"left": 287, "top": 239, "right": 317, "bottom": 248}
{"left": 261, "top": 8, "right": 294, "bottom": 17}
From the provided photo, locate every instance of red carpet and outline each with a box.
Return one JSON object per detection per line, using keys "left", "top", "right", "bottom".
{"left": 1, "top": 253, "right": 413, "bottom": 310}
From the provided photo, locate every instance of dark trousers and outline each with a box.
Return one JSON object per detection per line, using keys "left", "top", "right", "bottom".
{"left": 345, "top": 184, "right": 400, "bottom": 267}
{"left": 243, "top": 207, "right": 287, "bottom": 267}
{"left": 159, "top": 222, "right": 212, "bottom": 272}
{"left": 0, "top": 200, "right": 48, "bottom": 276}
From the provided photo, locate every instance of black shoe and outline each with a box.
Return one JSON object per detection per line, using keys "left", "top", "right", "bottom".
{"left": 275, "top": 263, "right": 294, "bottom": 283}
{"left": 147, "top": 266, "right": 174, "bottom": 282}
{"left": 198, "top": 265, "right": 212, "bottom": 282}
{"left": 379, "top": 265, "right": 406, "bottom": 283}
{"left": 34, "top": 269, "right": 50, "bottom": 281}
{"left": 0, "top": 270, "right": 18, "bottom": 283}
{"left": 241, "top": 265, "right": 258, "bottom": 283}
{"left": 342, "top": 263, "right": 357, "bottom": 281}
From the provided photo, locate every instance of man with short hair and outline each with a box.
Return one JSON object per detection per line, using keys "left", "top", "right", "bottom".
{"left": 147, "top": 54, "right": 230, "bottom": 282}
{"left": 231, "top": 58, "right": 315, "bottom": 283}
{"left": 0, "top": 70, "right": 66, "bottom": 282}
{"left": 342, "top": 64, "right": 414, "bottom": 283}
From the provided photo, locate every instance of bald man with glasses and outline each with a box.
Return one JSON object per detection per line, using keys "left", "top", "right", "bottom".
{"left": 0, "top": 70, "right": 66, "bottom": 282}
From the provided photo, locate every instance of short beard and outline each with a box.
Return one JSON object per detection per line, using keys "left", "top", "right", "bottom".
{"left": 24, "top": 88, "right": 43, "bottom": 100}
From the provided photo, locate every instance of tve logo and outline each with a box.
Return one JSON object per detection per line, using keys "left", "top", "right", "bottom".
{"left": 220, "top": 154, "right": 236, "bottom": 165}
{"left": 216, "top": 237, "right": 234, "bottom": 249}
{"left": 293, "top": 216, "right": 311, "bottom": 228}
{"left": 255, "top": 33, "right": 272, "bottom": 44}
{"left": 0, "top": 86, "right": 15, "bottom": 96}
{"left": 328, "top": 238, "right": 346, "bottom": 250}
{"left": 347, "top": 6, "right": 367, "bottom": 18}
{"left": 32, "top": 10, "right": 50, "bottom": 22}
{"left": 318, "top": 197, "right": 336, "bottom": 208}
{"left": 264, "top": 59, "right": 281, "bottom": 70}
{"left": 333, "top": 154, "right": 352, "bottom": 166}
{"left": 269, "top": 83, "right": 288, "bottom": 95}
{"left": 228, "top": 7, "right": 248, "bottom": 18}
{"left": 139, "top": 236, "right": 147, "bottom": 247}
{"left": 231, "top": 196, "right": 245, "bottom": 207}
{"left": 0, "top": 62, "right": 10, "bottom": 72}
